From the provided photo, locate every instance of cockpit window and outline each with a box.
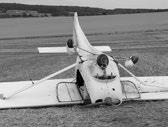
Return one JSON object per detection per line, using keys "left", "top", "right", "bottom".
{"left": 94, "top": 73, "right": 116, "bottom": 80}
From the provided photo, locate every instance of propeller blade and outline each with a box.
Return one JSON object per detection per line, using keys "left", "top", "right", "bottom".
{"left": 3, "top": 63, "right": 77, "bottom": 99}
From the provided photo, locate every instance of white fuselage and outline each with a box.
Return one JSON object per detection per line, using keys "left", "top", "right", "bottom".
{"left": 75, "top": 54, "right": 123, "bottom": 103}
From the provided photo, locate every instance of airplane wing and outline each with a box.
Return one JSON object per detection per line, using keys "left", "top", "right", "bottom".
{"left": 0, "top": 76, "right": 168, "bottom": 109}
{"left": 121, "top": 76, "right": 168, "bottom": 101}
{"left": 0, "top": 78, "right": 83, "bottom": 109}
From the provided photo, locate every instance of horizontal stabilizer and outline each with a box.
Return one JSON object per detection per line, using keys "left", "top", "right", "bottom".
{"left": 38, "top": 46, "right": 111, "bottom": 53}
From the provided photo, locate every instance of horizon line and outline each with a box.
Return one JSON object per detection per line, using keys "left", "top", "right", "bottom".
{"left": 0, "top": 2, "right": 168, "bottom": 10}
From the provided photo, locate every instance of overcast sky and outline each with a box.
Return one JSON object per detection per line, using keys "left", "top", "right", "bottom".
{"left": 0, "top": 0, "right": 168, "bottom": 9}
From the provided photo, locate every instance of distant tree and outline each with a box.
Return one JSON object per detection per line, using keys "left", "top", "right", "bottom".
{"left": 0, "top": 3, "right": 167, "bottom": 18}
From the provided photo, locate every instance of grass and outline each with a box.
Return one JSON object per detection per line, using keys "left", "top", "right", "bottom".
{"left": 1, "top": 101, "right": 168, "bottom": 127}
{"left": 0, "top": 20, "right": 168, "bottom": 127}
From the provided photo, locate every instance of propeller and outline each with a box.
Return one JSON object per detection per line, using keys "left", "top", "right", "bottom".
{"left": 2, "top": 63, "right": 77, "bottom": 100}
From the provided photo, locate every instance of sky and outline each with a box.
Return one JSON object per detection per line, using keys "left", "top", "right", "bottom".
{"left": 0, "top": 0, "right": 168, "bottom": 9}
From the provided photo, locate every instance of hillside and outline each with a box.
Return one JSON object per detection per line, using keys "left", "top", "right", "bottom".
{"left": 0, "top": 3, "right": 168, "bottom": 17}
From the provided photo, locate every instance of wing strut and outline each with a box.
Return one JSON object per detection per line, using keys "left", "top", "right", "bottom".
{"left": 2, "top": 63, "right": 77, "bottom": 100}
{"left": 118, "top": 63, "right": 146, "bottom": 88}
{"left": 112, "top": 60, "right": 146, "bottom": 91}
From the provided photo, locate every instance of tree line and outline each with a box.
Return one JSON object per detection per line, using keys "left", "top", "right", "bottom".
{"left": 0, "top": 3, "right": 168, "bottom": 16}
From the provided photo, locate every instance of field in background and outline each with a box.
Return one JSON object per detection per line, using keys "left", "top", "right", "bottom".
{"left": 0, "top": 29, "right": 167, "bottom": 82}
{"left": 0, "top": 12, "right": 168, "bottom": 127}
{"left": 0, "top": 12, "right": 168, "bottom": 39}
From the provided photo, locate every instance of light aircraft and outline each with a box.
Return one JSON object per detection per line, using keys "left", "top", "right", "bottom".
{"left": 0, "top": 12, "right": 168, "bottom": 109}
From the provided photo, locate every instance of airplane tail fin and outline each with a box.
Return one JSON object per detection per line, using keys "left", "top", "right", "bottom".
{"left": 72, "top": 12, "right": 96, "bottom": 54}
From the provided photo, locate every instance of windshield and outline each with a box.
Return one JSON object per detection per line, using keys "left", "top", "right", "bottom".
{"left": 94, "top": 73, "right": 116, "bottom": 80}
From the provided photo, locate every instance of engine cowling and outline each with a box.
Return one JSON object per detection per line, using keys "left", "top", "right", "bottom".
{"left": 66, "top": 39, "right": 75, "bottom": 54}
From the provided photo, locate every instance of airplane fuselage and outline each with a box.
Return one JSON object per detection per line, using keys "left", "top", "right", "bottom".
{"left": 75, "top": 55, "right": 123, "bottom": 104}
